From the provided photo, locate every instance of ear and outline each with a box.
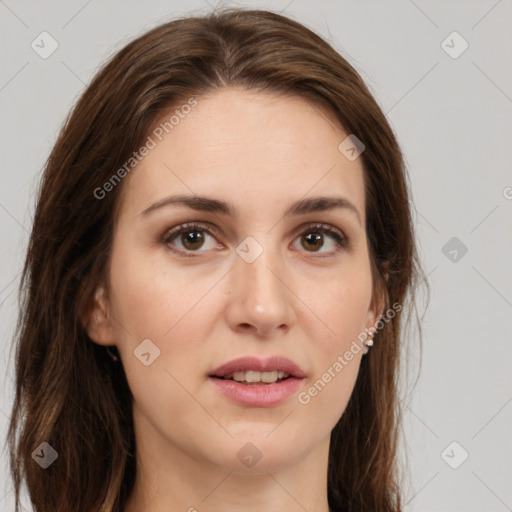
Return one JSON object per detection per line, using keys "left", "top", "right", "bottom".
{"left": 365, "top": 261, "right": 389, "bottom": 334}
{"left": 366, "top": 291, "right": 385, "bottom": 334}
{"left": 81, "top": 285, "right": 116, "bottom": 346}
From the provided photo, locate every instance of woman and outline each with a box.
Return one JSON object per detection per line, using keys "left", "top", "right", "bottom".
{"left": 7, "top": 7, "right": 425, "bottom": 512}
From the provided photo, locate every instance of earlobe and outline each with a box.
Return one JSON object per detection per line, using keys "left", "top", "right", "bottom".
{"left": 83, "top": 286, "right": 115, "bottom": 346}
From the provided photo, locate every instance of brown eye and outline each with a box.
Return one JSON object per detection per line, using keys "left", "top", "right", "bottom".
{"left": 180, "top": 230, "right": 205, "bottom": 251}
{"left": 161, "top": 222, "right": 348, "bottom": 258}
{"left": 161, "top": 222, "right": 221, "bottom": 257}
{"left": 301, "top": 232, "right": 324, "bottom": 252}
{"left": 293, "top": 224, "right": 348, "bottom": 256}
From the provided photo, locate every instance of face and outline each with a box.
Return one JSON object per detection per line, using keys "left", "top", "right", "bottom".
{"left": 86, "top": 87, "right": 383, "bottom": 474}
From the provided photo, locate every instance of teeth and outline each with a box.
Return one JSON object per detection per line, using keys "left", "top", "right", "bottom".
{"left": 222, "top": 370, "right": 290, "bottom": 383}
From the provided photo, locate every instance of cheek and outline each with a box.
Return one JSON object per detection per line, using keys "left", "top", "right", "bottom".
{"left": 303, "top": 257, "right": 373, "bottom": 344}
{"left": 107, "top": 244, "right": 221, "bottom": 399}
{"left": 108, "top": 242, "right": 212, "bottom": 341}
{"left": 299, "top": 282, "right": 367, "bottom": 425}
{"left": 298, "top": 259, "right": 372, "bottom": 409}
{"left": 108, "top": 253, "right": 212, "bottom": 426}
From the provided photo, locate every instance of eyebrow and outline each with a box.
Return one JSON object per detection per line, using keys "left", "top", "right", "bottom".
{"left": 140, "top": 194, "right": 362, "bottom": 226}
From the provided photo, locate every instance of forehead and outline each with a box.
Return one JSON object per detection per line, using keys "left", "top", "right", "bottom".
{"left": 116, "top": 87, "right": 366, "bottom": 222}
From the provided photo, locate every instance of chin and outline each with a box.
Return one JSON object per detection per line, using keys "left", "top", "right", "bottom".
{"left": 207, "top": 434, "right": 310, "bottom": 474}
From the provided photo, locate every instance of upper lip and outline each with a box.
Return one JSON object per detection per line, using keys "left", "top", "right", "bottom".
{"left": 210, "top": 356, "right": 306, "bottom": 378}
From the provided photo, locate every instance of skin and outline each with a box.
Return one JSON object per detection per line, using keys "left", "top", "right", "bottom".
{"left": 85, "top": 87, "right": 384, "bottom": 512}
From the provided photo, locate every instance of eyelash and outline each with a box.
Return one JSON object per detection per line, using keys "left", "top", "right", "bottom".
{"left": 161, "top": 221, "right": 348, "bottom": 258}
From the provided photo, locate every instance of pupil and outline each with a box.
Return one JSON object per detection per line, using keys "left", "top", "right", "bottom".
{"left": 183, "top": 231, "right": 204, "bottom": 249}
{"left": 303, "top": 232, "right": 323, "bottom": 251}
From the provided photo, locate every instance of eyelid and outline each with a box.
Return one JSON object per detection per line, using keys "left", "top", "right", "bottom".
{"left": 161, "top": 221, "right": 221, "bottom": 242}
{"left": 293, "top": 221, "right": 346, "bottom": 241}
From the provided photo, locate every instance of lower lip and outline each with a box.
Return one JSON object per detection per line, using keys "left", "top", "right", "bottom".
{"left": 209, "top": 377, "right": 304, "bottom": 407}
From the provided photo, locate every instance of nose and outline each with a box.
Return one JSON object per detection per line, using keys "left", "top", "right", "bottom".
{"left": 224, "top": 243, "right": 295, "bottom": 338}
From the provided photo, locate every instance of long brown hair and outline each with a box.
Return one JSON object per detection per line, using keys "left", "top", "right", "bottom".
{"left": 6, "top": 7, "right": 426, "bottom": 512}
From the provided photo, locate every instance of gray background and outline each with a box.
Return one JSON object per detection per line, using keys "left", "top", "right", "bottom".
{"left": 1, "top": 1, "right": 511, "bottom": 511}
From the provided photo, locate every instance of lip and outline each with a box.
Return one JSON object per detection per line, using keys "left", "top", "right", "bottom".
{"left": 210, "top": 356, "right": 306, "bottom": 378}
{"left": 209, "top": 377, "right": 304, "bottom": 407}
{"left": 208, "top": 356, "right": 306, "bottom": 407}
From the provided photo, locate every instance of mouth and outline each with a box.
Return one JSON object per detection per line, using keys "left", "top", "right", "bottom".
{"left": 209, "top": 355, "right": 306, "bottom": 382}
{"left": 208, "top": 356, "right": 306, "bottom": 406}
